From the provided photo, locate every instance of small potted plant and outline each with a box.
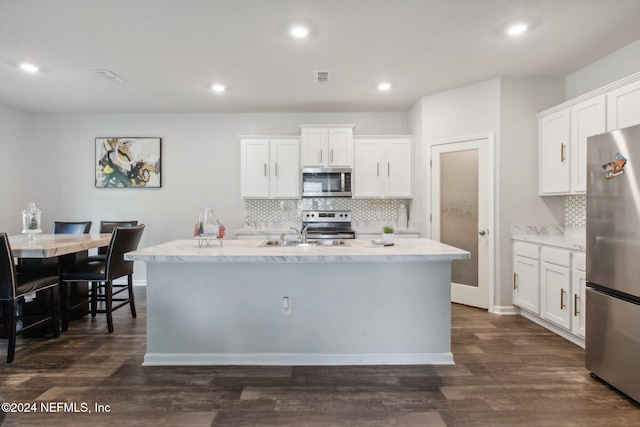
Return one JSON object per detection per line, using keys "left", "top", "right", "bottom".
{"left": 382, "top": 225, "right": 395, "bottom": 246}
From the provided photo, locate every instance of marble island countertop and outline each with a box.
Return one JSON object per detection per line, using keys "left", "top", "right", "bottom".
{"left": 511, "top": 226, "right": 585, "bottom": 251}
{"left": 126, "top": 238, "right": 469, "bottom": 264}
{"left": 236, "top": 222, "right": 420, "bottom": 238}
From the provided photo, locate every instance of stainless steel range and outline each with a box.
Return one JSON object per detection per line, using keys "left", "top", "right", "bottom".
{"left": 302, "top": 210, "right": 356, "bottom": 239}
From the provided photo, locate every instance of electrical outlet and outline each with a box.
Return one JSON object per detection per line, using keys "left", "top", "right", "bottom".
{"left": 281, "top": 296, "right": 291, "bottom": 315}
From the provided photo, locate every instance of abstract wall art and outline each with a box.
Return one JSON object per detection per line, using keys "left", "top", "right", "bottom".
{"left": 95, "top": 137, "right": 161, "bottom": 188}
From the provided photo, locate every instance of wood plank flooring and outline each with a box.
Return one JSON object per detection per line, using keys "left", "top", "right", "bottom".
{"left": 1, "top": 287, "right": 639, "bottom": 426}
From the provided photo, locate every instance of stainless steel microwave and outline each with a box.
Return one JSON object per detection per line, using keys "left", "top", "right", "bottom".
{"left": 301, "top": 167, "right": 352, "bottom": 197}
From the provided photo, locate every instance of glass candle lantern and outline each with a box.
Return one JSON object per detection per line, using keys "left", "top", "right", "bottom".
{"left": 198, "top": 208, "right": 217, "bottom": 236}
{"left": 22, "top": 202, "right": 42, "bottom": 239}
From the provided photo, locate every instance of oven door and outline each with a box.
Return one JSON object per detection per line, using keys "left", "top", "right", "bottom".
{"left": 301, "top": 168, "right": 352, "bottom": 197}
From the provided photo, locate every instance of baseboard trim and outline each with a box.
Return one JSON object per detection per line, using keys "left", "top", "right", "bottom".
{"left": 143, "top": 352, "right": 455, "bottom": 366}
{"left": 491, "top": 305, "right": 519, "bottom": 315}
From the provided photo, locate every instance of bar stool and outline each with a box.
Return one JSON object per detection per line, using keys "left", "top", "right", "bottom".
{"left": 51, "top": 221, "right": 92, "bottom": 234}
{"left": 88, "top": 221, "right": 138, "bottom": 262}
{"left": 0, "top": 232, "right": 60, "bottom": 363}
{"left": 60, "top": 225, "right": 144, "bottom": 333}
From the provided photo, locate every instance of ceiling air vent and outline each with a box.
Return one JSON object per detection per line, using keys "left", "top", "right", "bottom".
{"left": 314, "top": 71, "right": 331, "bottom": 84}
{"left": 91, "top": 69, "right": 127, "bottom": 83}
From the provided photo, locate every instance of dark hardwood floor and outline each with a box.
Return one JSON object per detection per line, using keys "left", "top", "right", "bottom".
{"left": 1, "top": 287, "right": 639, "bottom": 426}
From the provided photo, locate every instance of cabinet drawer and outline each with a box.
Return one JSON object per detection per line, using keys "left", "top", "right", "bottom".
{"left": 541, "top": 247, "right": 571, "bottom": 267}
{"left": 573, "top": 252, "right": 586, "bottom": 271}
{"left": 514, "top": 241, "right": 539, "bottom": 259}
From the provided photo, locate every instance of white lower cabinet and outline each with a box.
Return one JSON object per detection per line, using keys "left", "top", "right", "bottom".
{"left": 513, "top": 242, "right": 540, "bottom": 314}
{"left": 540, "top": 247, "right": 572, "bottom": 329}
{"left": 572, "top": 253, "right": 586, "bottom": 338}
{"left": 512, "top": 240, "right": 585, "bottom": 347}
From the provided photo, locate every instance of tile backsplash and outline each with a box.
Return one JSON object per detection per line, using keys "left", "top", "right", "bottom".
{"left": 565, "top": 195, "right": 586, "bottom": 227}
{"left": 244, "top": 198, "right": 410, "bottom": 223}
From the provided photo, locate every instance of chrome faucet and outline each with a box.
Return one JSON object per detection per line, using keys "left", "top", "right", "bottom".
{"left": 290, "top": 226, "right": 310, "bottom": 243}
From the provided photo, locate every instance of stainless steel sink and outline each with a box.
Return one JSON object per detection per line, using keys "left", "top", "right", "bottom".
{"left": 308, "top": 239, "right": 349, "bottom": 246}
{"left": 258, "top": 239, "right": 349, "bottom": 247}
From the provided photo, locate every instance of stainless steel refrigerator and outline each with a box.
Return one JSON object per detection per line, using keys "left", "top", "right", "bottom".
{"left": 586, "top": 123, "right": 640, "bottom": 403}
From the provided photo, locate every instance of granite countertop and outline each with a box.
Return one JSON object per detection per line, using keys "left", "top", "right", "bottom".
{"left": 511, "top": 226, "right": 585, "bottom": 251}
{"left": 125, "top": 238, "right": 469, "bottom": 263}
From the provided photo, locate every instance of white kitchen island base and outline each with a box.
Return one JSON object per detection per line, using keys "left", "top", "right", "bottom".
{"left": 127, "top": 239, "right": 469, "bottom": 366}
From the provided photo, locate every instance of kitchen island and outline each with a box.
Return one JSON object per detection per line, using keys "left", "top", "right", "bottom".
{"left": 126, "top": 238, "right": 469, "bottom": 366}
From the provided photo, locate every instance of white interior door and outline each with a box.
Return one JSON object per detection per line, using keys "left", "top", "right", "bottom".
{"left": 431, "top": 137, "right": 492, "bottom": 309}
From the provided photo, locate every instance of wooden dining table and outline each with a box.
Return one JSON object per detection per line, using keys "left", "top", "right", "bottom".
{"left": 8, "top": 233, "right": 113, "bottom": 334}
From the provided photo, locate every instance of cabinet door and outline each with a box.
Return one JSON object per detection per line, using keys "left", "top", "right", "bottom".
{"left": 570, "top": 96, "right": 606, "bottom": 193}
{"left": 607, "top": 79, "right": 640, "bottom": 131}
{"left": 353, "top": 139, "right": 382, "bottom": 197}
{"left": 327, "top": 128, "right": 353, "bottom": 167}
{"left": 541, "top": 261, "right": 571, "bottom": 329}
{"left": 240, "top": 139, "right": 270, "bottom": 198}
{"left": 572, "top": 267, "right": 586, "bottom": 337}
{"left": 383, "top": 139, "right": 412, "bottom": 197}
{"left": 514, "top": 255, "right": 540, "bottom": 314}
{"left": 540, "top": 110, "right": 571, "bottom": 195}
{"left": 270, "top": 140, "right": 300, "bottom": 198}
{"left": 300, "top": 128, "right": 326, "bottom": 167}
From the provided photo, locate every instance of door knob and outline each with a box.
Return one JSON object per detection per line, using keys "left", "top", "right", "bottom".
{"left": 478, "top": 230, "right": 488, "bottom": 236}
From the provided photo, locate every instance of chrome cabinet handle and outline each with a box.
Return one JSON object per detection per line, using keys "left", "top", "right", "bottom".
{"left": 387, "top": 162, "right": 390, "bottom": 177}
{"left": 560, "top": 288, "right": 566, "bottom": 310}
{"left": 513, "top": 272, "right": 517, "bottom": 290}
{"left": 331, "top": 149, "right": 334, "bottom": 163}
{"left": 560, "top": 143, "right": 566, "bottom": 162}
{"left": 264, "top": 163, "right": 267, "bottom": 177}
{"left": 275, "top": 163, "right": 278, "bottom": 177}
{"left": 574, "top": 294, "right": 579, "bottom": 316}
{"left": 377, "top": 163, "right": 380, "bottom": 177}
{"left": 320, "top": 150, "right": 323, "bottom": 163}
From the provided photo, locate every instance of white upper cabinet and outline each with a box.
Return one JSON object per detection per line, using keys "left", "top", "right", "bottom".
{"left": 539, "top": 109, "right": 571, "bottom": 195}
{"left": 240, "top": 138, "right": 300, "bottom": 199}
{"left": 240, "top": 139, "right": 270, "bottom": 198}
{"left": 607, "top": 79, "right": 640, "bottom": 131}
{"left": 300, "top": 125, "right": 355, "bottom": 167}
{"left": 570, "top": 96, "right": 606, "bottom": 194}
{"left": 353, "top": 138, "right": 412, "bottom": 198}
{"left": 539, "top": 73, "right": 640, "bottom": 195}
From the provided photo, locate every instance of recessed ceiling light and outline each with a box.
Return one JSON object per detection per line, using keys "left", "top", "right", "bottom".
{"left": 211, "top": 83, "right": 226, "bottom": 93}
{"left": 506, "top": 23, "right": 528, "bottom": 36}
{"left": 19, "top": 62, "right": 39, "bottom": 73}
{"left": 377, "top": 82, "right": 392, "bottom": 91}
{"left": 290, "top": 26, "right": 309, "bottom": 38}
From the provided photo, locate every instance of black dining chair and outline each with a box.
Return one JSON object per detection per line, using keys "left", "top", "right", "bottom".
{"left": 51, "top": 221, "right": 92, "bottom": 234}
{"left": 88, "top": 221, "right": 138, "bottom": 262}
{"left": 60, "top": 224, "right": 144, "bottom": 333}
{"left": 0, "top": 232, "right": 60, "bottom": 363}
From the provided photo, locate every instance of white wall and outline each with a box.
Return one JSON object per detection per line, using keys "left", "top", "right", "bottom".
{"left": 498, "top": 77, "right": 566, "bottom": 308}
{"left": 411, "top": 77, "right": 566, "bottom": 312}
{"left": 0, "top": 103, "right": 35, "bottom": 234}
{"left": 419, "top": 78, "right": 501, "bottom": 240}
{"left": 32, "top": 112, "right": 408, "bottom": 281}
{"left": 565, "top": 38, "right": 640, "bottom": 99}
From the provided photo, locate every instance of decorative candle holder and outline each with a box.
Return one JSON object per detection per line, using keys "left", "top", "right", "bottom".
{"left": 22, "top": 202, "right": 42, "bottom": 240}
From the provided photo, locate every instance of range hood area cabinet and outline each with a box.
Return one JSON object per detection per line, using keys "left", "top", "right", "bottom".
{"left": 240, "top": 138, "right": 300, "bottom": 199}
{"left": 299, "top": 124, "right": 355, "bottom": 168}
{"left": 353, "top": 137, "right": 412, "bottom": 198}
{"left": 537, "top": 73, "right": 640, "bottom": 196}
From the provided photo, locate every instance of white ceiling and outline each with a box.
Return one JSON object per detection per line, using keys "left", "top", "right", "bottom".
{"left": 2, "top": 0, "right": 640, "bottom": 114}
